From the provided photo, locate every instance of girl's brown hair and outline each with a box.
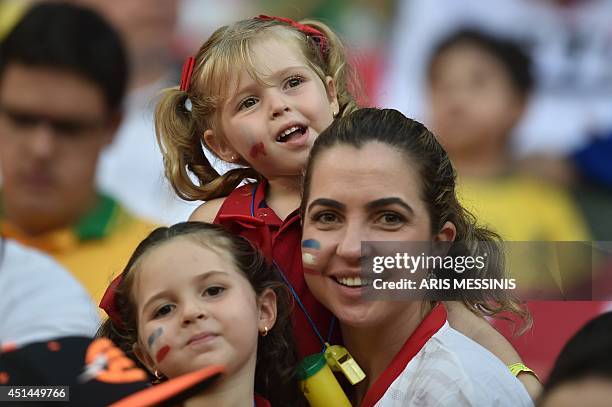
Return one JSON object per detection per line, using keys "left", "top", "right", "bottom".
{"left": 301, "top": 108, "right": 531, "bottom": 331}
{"left": 155, "top": 17, "right": 360, "bottom": 202}
{"left": 97, "top": 222, "right": 304, "bottom": 406}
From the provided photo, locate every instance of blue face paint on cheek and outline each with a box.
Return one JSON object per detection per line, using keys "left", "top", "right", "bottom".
{"left": 302, "top": 239, "right": 321, "bottom": 249}
{"left": 147, "top": 327, "right": 163, "bottom": 349}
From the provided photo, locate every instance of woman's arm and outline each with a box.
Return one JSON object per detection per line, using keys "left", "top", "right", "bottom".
{"left": 444, "top": 301, "right": 542, "bottom": 400}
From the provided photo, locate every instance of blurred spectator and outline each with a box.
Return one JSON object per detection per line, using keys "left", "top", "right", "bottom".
{"left": 0, "top": 237, "right": 98, "bottom": 348}
{"left": 0, "top": 3, "right": 156, "bottom": 303}
{"left": 63, "top": 0, "right": 197, "bottom": 224}
{"left": 0, "top": 0, "right": 27, "bottom": 40}
{"left": 426, "top": 27, "right": 607, "bottom": 379}
{"left": 427, "top": 28, "right": 590, "bottom": 241}
{"left": 571, "top": 131, "right": 612, "bottom": 189}
{"left": 176, "top": 0, "right": 255, "bottom": 52}
{"left": 569, "top": 131, "right": 612, "bottom": 241}
{"left": 70, "top": 0, "right": 200, "bottom": 224}
{"left": 539, "top": 312, "right": 612, "bottom": 407}
{"left": 70, "top": 0, "right": 179, "bottom": 90}
{"left": 519, "top": 130, "right": 612, "bottom": 241}
{"left": 521, "top": 131, "right": 612, "bottom": 190}
{"left": 380, "top": 0, "right": 612, "bottom": 157}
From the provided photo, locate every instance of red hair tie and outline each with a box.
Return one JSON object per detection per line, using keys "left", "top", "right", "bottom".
{"left": 256, "top": 15, "right": 329, "bottom": 57}
{"left": 179, "top": 56, "right": 196, "bottom": 92}
{"left": 99, "top": 273, "right": 124, "bottom": 328}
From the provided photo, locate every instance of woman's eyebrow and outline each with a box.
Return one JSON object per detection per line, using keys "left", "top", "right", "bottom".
{"left": 366, "top": 197, "right": 414, "bottom": 216}
{"left": 307, "top": 198, "right": 345, "bottom": 213}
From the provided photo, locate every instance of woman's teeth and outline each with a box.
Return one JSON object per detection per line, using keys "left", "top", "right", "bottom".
{"left": 335, "top": 276, "right": 370, "bottom": 287}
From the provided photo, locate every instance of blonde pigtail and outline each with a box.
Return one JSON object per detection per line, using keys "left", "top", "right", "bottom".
{"left": 155, "top": 87, "right": 211, "bottom": 201}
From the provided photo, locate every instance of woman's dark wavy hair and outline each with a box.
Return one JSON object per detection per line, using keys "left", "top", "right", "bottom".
{"left": 97, "top": 222, "right": 304, "bottom": 406}
{"left": 301, "top": 108, "right": 530, "bottom": 330}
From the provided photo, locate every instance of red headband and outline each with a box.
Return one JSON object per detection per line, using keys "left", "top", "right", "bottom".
{"left": 256, "top": 15, "right": 329, "bottom": 57}
{"left": 179, "top": 56, "right": 196, "bottom": 92}
{"left": 99, "top": 273, "right": 124, "bottom": 328}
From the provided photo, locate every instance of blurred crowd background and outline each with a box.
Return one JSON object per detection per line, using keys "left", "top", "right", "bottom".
{"left": 1, "top": 0, "right": 611, "bottom": 383}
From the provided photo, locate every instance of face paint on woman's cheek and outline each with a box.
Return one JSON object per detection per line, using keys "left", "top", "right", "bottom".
{"left": 302, "top": 238, "right": 341, "bottom": 276}
{"left": 302, "top": 239, "right": 320, "bottom": 274}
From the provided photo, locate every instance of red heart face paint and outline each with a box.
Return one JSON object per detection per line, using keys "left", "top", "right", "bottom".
{"left": 249, "top": 142, "right": 266, "bottom": 159}
{"left": 155, "top": 345, "right": 171, "bottom": 363}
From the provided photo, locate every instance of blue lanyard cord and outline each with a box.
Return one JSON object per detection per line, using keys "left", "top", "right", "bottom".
{"left": 273, "top": 260, "right": 326, "bottom": 347}
{"left": 250, "top": 183, "right": 258, "bottom": 217}
{"left": 252, "top": 183, "right": 334, "bottom": 351}
{"left": 327, "top": 316, "right": 336, "bottom": 344}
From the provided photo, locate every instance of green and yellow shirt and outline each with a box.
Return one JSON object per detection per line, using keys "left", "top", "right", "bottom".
{"left": 1, "top": 194, "right": 157, "bottom": 305}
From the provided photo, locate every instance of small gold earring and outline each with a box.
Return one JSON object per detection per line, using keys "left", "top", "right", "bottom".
{"left": 261, "top": 326, "right": 269, "bottom": 337}
{"left": 231, "top": 155, "right": 238, "bottom": 162}
{"left": 333, "top": 110, "right": 339, "bottom": 118}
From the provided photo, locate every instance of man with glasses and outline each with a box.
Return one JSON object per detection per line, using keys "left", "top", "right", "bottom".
{"left": 0, "top": 3, "right": 156, "bottom": 304}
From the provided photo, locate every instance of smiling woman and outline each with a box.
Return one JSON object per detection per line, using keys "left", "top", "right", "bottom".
{"left": 301, "top": 108, "right": 534, "bottom": 406}
{"left": 97, "top": 222, "right": 305, "bottom": 407}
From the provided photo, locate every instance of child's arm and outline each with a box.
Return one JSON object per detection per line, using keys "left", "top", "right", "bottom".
{"left": 444, "top": 301, "right": 542, "bottom": 400}
{"left": 189, "top": 197, "right": 227, "bottom": 223}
